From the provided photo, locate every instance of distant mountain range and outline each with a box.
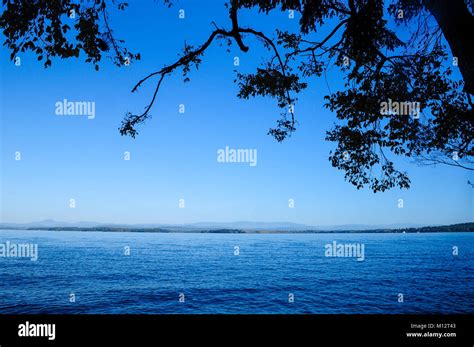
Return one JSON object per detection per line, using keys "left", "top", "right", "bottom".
{"left": 0, "top": 220, "right": 472, "bottom": 233}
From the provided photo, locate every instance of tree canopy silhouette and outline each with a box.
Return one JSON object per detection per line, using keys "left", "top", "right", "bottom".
{"left": 1, "top": 0, "right": 473, "bottom": 192}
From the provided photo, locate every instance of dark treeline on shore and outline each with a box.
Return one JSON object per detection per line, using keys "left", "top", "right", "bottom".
{"left": 1, "top": 223, "right": 472, "bottom": 234}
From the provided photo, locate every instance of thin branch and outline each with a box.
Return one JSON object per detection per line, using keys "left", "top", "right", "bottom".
{"left": 131, "top": 28, "right": 227, "bottom": 93}
{"left": 286, "top": 19, "right": 349, "bottom": 62}
{"left": 238, "top": 27, "right": 295, "bottom": 124}
{"left": 102, "top": 8, "right": 123, "bottom": 62}
{"left": 416, "top": 154, "right": 474, "bottom": 170}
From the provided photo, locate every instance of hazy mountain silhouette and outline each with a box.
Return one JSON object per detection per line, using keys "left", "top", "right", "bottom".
{"left": 0, "top": 219, "right": 427, "bottom": 231}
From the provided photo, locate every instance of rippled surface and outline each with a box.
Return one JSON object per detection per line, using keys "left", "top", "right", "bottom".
{"left": 0, "top": 230, "right": 472, "bottom": 314}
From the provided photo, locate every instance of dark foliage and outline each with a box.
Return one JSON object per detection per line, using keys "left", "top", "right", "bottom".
{"left": 1, "top": 0, "right": 472, "bottom": 192}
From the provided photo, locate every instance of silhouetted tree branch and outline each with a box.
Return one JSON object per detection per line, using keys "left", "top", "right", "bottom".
{"left": 1, "top": 0, "right": 473, "bottom": 192}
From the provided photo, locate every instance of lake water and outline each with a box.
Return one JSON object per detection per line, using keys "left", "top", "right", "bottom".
{"left": 0, "top": 230, "right": 472, "bottom": 314}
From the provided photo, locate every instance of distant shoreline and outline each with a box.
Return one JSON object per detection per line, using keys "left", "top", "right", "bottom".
{"left": 0, "top": 222, "right": 472, "bottom": 234}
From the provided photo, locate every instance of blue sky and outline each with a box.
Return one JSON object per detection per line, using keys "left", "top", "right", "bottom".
{"left": 0, "top": 1, "right": 472, "bottom": 226}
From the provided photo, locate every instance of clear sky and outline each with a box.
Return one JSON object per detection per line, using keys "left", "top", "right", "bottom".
{"left": 0, "top": 1, "right": 472, "bottom": 226}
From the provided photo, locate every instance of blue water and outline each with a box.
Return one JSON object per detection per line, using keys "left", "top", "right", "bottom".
{"left": 0, "top": 230, "right": 472, "bottom": 314}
